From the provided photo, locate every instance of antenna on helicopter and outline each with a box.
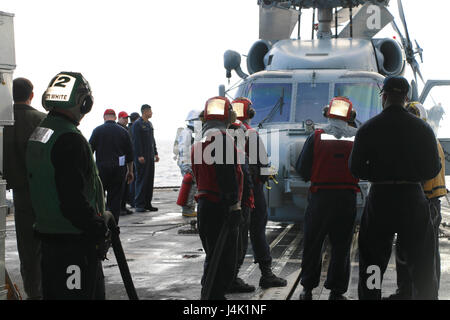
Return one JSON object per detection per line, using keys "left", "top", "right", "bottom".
{"left": 334, "top": 7, "right": 338, "bottom": 38}
{"left": 297, "top": 6, "right": 302, "bottom": 39}
{"left": 349, "top": 5, "right": 353, "bottom": 38}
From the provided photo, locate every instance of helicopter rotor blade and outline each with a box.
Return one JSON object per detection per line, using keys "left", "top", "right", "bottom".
{"left": 390, "top": 20, "right": 406, "bottom": 48}
{"left": 396, "top": 0, "right": 426, "bottom": 86}
{"left": 415, "top": 39, "right": 424, "bottom": 63}
{"left": 397, "top": 0, "right": 412, "bottom": 48}
{"left": 409, "top": 58, "right": 426, "bottom": 86}
{"left": 391, "top": 20, "right": 404, "bottom": 41}
{"left": 415, "top": 63, "right": 425, "bottom": 84}
{"left": 412, "top": 67, "right": 418, "bottom": 87}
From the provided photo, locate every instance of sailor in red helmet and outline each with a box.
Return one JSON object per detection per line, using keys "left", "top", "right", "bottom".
{"left": 295, "top": 97, "right": 360, "bottom": 300}
{"left": 229, "top": 97, "right": 287, "bottom": 291}
{"left": 226, "top": 116, "right": 256, "bottom": 294}
{"left": 191, "top": 96, "right": 243, "bottom": 300}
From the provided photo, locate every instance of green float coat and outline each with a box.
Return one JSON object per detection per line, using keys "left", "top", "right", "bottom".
{"left": 26, "top": 114, "right": 104, "bottom": 234}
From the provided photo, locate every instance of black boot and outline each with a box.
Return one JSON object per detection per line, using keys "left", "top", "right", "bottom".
{"left": 383, "top": 289, "right": 411, "bottom": 300}
{"left": 226, "top": 277, "right": 256, "bottom": 293}
{"left": 299, "top": 288, "right": 313, "bottom": 300}
{"left": 258, "top": 262, "right": 287, "bottom": 289}
{"left": 328, "top": 291, "right": 347, "bottom": 300}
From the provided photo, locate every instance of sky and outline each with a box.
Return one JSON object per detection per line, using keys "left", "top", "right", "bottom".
{"left": 2, "top": 0, "right": 450, "bottom": 144}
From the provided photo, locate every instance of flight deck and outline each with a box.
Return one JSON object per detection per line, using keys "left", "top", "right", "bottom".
{"left": 5, "top": 187, "right": 450, "bottom": 300}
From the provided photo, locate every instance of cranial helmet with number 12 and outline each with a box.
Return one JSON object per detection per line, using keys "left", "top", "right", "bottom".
{"left": 42, "top": 71, "right": 93, "bottom": 115}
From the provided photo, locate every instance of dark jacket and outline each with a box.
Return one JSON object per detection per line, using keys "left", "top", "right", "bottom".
{"left": 131, "top": 117, "right": 158, "bottom": 161}
{"left": 89, "top": 120, "right": 133, "bottom": 168}
{"left": 4, "top": 103, "right": 46, "bottom": 189}
{"left": 349, "top": 105, "right": 441, "bottom": 182}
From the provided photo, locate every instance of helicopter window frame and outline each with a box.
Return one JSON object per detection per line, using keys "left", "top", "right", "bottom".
{"left": 332, "top": 78, "right": 384, "bottom": 124}
{"left": 243, "top": 79, "right": 295, "bottom": 125}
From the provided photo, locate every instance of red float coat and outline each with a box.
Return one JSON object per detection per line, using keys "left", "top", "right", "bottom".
{"left": 310, "top": 129, "right": 360, "bottom": 193}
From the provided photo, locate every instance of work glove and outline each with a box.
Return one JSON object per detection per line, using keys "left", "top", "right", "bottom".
{"left": 95, "top": 211, "right": 114, "bottom": 261}
{"left": 96, "top": 229, "right": 112, "bottom": 261}
{"left": 102, "top": 210, "right": 116, "bottom": 230}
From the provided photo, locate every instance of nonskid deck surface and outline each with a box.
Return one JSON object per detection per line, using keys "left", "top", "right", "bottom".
{"left": 5, "top": 188, "right": 450, "bottom": 300}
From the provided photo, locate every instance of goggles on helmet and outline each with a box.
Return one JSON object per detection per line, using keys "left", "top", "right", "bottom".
{"left": 327, "top": 97, "right": 353, "bottom": 122}
{"left": 204, "top": 96, "right": 232, "bottom": 121}
{"left": 232, "top": 102, "right": 245, "bottom": 118}
{"left": 232, "top": 97, "right": 252, "bottom": 121}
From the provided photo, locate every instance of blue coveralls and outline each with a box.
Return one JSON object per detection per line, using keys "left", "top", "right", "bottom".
{"left": 89, "top": 120, "right": 133, "bottom": 223}
{"left": 131, "top": 117, "right": 158, "bottom": 210}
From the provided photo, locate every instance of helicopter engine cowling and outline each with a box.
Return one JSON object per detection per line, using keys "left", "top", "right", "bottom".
{"left": 372, "top": 38, "right": 405, "bottom": 77}
{"left": 247, "top": 40, "right": 272, "bottom": 75}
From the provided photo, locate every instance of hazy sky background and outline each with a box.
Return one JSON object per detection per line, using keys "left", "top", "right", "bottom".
{"left": 2, "top": 0, "right": 450, "bottom": 145}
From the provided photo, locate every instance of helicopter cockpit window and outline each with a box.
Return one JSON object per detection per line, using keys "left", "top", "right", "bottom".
{"left": 295, "top": 83, "right": 330, "bottom": 123}
{"left": 247, "top": 83, "right": 292, "bottom": 124}
{"left": 334, "top": 82, "right": 382, "bottom": 124}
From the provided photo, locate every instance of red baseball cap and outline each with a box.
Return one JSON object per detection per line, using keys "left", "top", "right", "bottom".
{"left": 118, "top": 111, "right": 129, "bottom": 119}
{"left": 104, "top": 109, "right": 116, "bottom": 116}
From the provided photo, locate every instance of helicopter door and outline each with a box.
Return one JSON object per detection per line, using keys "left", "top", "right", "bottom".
{"left": 419, "top": 80, "right": 450, "bottom": 175}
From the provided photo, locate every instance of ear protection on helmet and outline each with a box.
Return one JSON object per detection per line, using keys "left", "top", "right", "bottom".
{"left": 322, "top": 106, "right": 329, "bottom": 118}
{"left": 199, "top": 110, "right": 205, "bottom": 123}
{"left": 247, "top": 107, "right": 255, "bottom": 119}
{"left": 41, "top": 92, "right": 50, "bottom": 111}
{"left": 78, "top": 87, "right": 93, "bottom": 114}
{"left": 232, "top": 97, "right": 254, "bottom": 121}
{"left": 77, "top": 76, "right": 93, "bottom": 114}
{"left": 349, "top": 110, "right": 357, "bottom": 122}
{"left": 229, "top": 109, "right": 237, "bottom": 124}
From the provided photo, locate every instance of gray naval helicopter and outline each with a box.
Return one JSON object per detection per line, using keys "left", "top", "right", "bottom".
{"left": 221, "top": 0, "right": 450, "bottom": 222}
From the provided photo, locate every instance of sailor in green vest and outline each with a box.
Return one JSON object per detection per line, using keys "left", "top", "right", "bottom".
{"left": 26, "top": 72, "right": 111, "bottom": 300}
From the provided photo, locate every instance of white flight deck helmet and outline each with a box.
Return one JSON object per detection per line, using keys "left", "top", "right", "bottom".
{"left": 185, "top": 110, "right": 200, "bottom": 127}
{"left": 406, "top": 101, "right": 428, "bottom": 122}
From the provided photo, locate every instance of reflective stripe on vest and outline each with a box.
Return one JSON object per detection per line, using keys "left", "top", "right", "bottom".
{"left": 26, "top": 115, "right": 104, "bottom": 234}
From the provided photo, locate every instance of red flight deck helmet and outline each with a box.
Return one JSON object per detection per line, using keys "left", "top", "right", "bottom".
{"left": 231, "top": 97, "right": 255, "bottom": 121}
